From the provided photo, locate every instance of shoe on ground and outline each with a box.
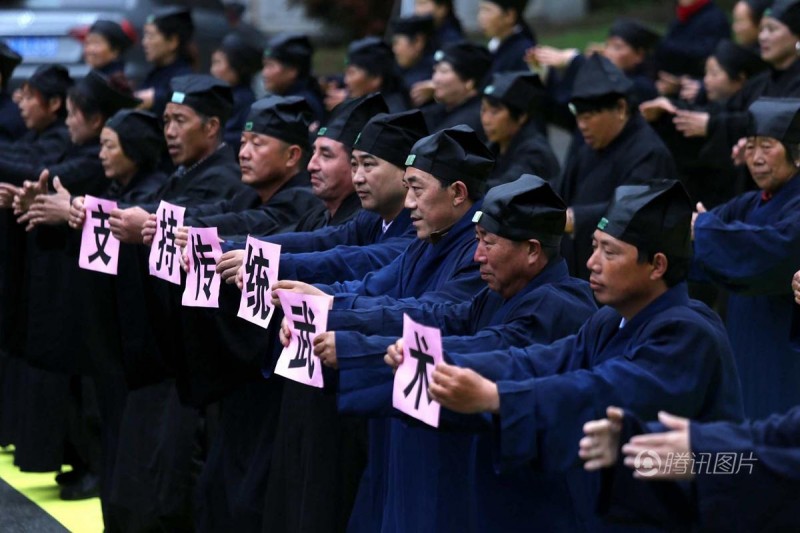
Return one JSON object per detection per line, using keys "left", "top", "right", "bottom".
{"left": 59, "top": 472, "right": 100, "bottom": 500}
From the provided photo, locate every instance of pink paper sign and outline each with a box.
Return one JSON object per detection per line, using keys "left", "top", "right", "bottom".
{"left": 78, "top": 195, "right": 120, "bottom": 275}
{"left": 148, "top": 200, "right": 186, "bottom": 285}
{"left": 236, "top": 236, "right": 281, "bottom": 328}
{"left": 273, "top": 290, "right": 332, "bottom": 388}
{"left": 182, "top": 227, "right": 223, "bottom": 308}
{"left": 393, "top": 313, "right": 443, "bottom": 428}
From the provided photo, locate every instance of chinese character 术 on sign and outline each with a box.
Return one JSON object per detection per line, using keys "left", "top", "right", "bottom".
{"left": 78, "top": 195, "right": 120, "bottom": 275}
{"left": 393, "top": 313, "right": 443, "bottom": 428}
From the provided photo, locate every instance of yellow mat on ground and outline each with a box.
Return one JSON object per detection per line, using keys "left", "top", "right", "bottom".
{"left": 0, "top": 446, "right": 103, "bottom": 533}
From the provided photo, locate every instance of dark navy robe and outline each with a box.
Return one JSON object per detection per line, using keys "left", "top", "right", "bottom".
{"left": 435, "top": 15, "right": 464, "bottom": 47}
{"left": 692, "top": 174, "right": 800, "bottom": 418}
{"left": 282, "top": 76, "right": 326, "bottom": 124}
{"left": 557, "top": 113, "right": 676, "bottom": 279}
{"left": 0, "top": 121, "right": 72, "bottom": 185}
{"left": 0, "top": 91, "right": 26, "bottom": 143}
{"left": 224, "top": 83, "right": 256, "bottom": 153}
{"left": 140, "top": 58, "right": 193, "bottom": 118}
{"left": 108, "top": 143, "right": 246, "bottom": 532}
{"left": 335, "top": 258, "right": 596, "bottom": 532}
{"left": 449, "top": 283, "right": 744, "bottom": 531}
{"left": 599, "top": 406, "right": 800, "bottom": 531}
{"left": 400, "top": 54, "right": 434, "bottom": 94}
{"left": 487, "top": 119, "right": 560, "bottom": 189}
{"left": 422, "top": 95, "right": 485, "bottom": 141}
{"left": 655, "top": 1, "right": 729, "bottom": 78}
{"left": 489, "top": 28, "right": 535, "bottom": 75}
{"left": 706, "top": 59, "right": 800, "bottom": 159}
{"left": 97, "top": 59, "right": 126, "bottom": 77}
{"left": 186, "top": 171, "right": 321, "bottom": 239}
{"left": 263, "top": 204, "right": 484, "bottom": 533}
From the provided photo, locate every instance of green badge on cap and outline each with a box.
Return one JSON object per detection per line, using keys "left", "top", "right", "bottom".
{"left": 434, "top": 50, "right": 444, "bottom": 62}
{"left": 354, "top": 132, "right": 361, "bottom": 145}
{"left": 317, "top": 127, "right": 327, "bottom": 136}
{"left": 597, "top": 217, "right": 609, "bottom": 230}
{"left": 405, "top": 154, "right": 416, "bottom": 166}
{"left": 472, "top": 211, "right": 483, "bottom": 223}
{"left": 244, "top": 121, "right": 253, "bottom": 131}
{"left": 146, "top": 14, "right": 155, "bottom": 23}
{"left": 171, "top": 91, "right": 185, "bottom": 104}
{"left": 568, "top": 103, "right": 577, "bottom": 116}
{"left": 484, "top": 85, "right": 495, "bottom": 95}
{"left": 263, "top": 48, "right": 271, "bottom": 57}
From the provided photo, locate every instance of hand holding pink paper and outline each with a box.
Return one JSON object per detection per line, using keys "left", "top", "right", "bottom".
{"left": 273, "top": 290, "right": 332, "bottom": 388}
{"left": 237, "top": 236, "right": 281, "bottom": 328}
{"left": 393, "top": 314, "right": 443, "bottom": 427}
{"left": 79, "top": 195, "right": 120, "bottom": 275}
{"left": 148, "top": 200, "right": 185, "bottom": 284}
{"left": 182, "top": 227, "right": 223, "bottom": 308}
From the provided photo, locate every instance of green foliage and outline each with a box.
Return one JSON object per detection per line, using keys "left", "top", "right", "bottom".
{"left": 289, "top": 0, "right": 395, "bottom": 39}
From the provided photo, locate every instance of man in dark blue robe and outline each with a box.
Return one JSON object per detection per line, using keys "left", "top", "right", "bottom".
{"left": 557, "top": 54, "right": 676, "bottom": 279}
{"left": 323, "top": 175, "right": 596, "bottom": 532}
{"left": 428, "top": 181, "right": 744, "bottom": 531}
{"left": 267, "top": 125, "right": 494, "bottom": 532}
{"left": 0, "top": 42, "right": 25, "bottom": 143}
{"left": 583, "top": 404, "right": 800, "bottom": 530}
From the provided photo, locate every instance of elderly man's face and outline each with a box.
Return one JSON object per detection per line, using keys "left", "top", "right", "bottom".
{"left": 473, "top": 225, "right": 533, "bottom": 299}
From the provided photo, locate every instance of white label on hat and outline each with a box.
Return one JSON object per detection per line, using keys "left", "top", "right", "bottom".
{"left": 405, "top": 154, "right": 416, "bottom": 166}
{"left": 171, "top": 92, "right": 186, "bottom": 104}
{"left": 472, "top": 211, "right": 483, "bottom": 223}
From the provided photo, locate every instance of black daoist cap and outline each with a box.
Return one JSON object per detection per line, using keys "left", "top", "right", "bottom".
{"left": 712, "top": 39, "right": 767, "bottom": 80}
{"left": 346, "top": 37, "right": 395, "bottom": 78}
{"left": 405, "top": 125, "right": 495, "bottom": 195}
{"left": 317, "top": 93, "right": 388, "bottom": 148}
{"left": 26, "top": 65, "right": 74, "bottom": 99}
{"left": 169, "top": 74, "right": 234, "bottom": 123}
{"left": 473, "top": 174, "right": 566, "bottom": 246}
{"left": 105, "top": 109, "right": 164, "bottom": 171}
{"left": 89, "top": 20, "right": 134, "bottom": 52}
{"left": 608, "top": 18, "right": 660, "bottom": 51}
{"left": 264, "top": 34, "right": 313, "bottom": 76}
{"left": 483, "top": 71, "right": 546, "bottom": 114}
{"left": 765, "top": 0, "right": 800, "bottom": 35}
{"left": 433, "top": 42, "right": 492, "bottom": 85}
{"left": 79, "top": 70, "right": 141, "bottom": 117}
{"left": 354, "top": 109, "right": 430, "bottom": 168}
{"left": 569, "top": 54, "right": 632, "bottom": 114}
{"left": 597, "top": 180, "right": 693, "bottom": 260}
{"left": 147, "top": 6, "right": 194, "bottom": 42}
{"left": 0, "top": 40, "right": 22, "bottom": 90}
{"left": 244, "top": 95, "right": 313, "bottom": 149}
{"left": 748, "top": 98, "right": 800, "bottom": 143}
{"left": 391, "top": 15, "right": 435, "bottom": 38}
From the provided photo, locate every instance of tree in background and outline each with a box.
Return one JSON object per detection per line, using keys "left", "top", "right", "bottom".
{"left": 290, "top": 0, "right": 395, "bottom": 39}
